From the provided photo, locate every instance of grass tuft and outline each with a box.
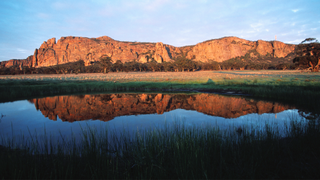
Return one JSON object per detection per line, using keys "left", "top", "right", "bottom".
{"left": 0, "top": 117, "right": 320, "bottom": 179}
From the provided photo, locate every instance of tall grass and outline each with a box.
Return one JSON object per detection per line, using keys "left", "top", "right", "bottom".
{"left": 1, "top": 71, "right": 320, "bottom": 112}
{"left": 1, "top": 116, "right": 320, "bottom": 179}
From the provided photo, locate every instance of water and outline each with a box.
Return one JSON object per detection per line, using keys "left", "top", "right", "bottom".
{"left": 0, "top": 93, "right": 307, "bottom": 148}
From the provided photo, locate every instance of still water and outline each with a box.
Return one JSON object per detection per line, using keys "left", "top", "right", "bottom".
{"left": 0, "top": 93, "right": 307, "bottom": 146}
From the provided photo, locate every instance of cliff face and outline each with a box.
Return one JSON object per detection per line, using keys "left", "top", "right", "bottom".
{"left": 1, "top": 36, "right": 296, "bottom": 68}
{"left": 32, "top": 36, "right": 178, "bottom": 67}
{"left": 0, "top": 55, "right": 33, "bottom": 68}
{"left": 28, "top": 93, "right": 293, "bottom": 122}
{"left": 186, "top": 37, "right": 295, "bottom": 62}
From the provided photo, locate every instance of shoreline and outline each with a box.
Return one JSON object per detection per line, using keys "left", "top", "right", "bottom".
{"left": 0, "top": 70, "right": 319, "bottom": 111}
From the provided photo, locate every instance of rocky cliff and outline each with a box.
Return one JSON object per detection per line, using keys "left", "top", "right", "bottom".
{"left": 32, "top": 36, "right": 182, "bottom": 67}
{"left": 0, "top": 55, "right": 33, "bottom": 68}
{"left": 186, "top": 37, "right": 295, "bottom": 62}
{"left": 29, "top": 93, "right": 293, "bottom": 122}
{"left": 1, "top": 36, "right": 296, "bottom": 68}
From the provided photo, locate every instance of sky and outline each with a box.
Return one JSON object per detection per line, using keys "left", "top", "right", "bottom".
{"left": 0, "top": 0, "right": 319, "bottom": 61}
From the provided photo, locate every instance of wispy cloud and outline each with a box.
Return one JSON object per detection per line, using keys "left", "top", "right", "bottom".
{"left": 17, "top": 48, "right": 28, "bottom": 53}
{"left": 292, "top": 9, "right": 299, "bottom": 13}
{"left": 287, "top": 39, "right": 302, "bottom": 44}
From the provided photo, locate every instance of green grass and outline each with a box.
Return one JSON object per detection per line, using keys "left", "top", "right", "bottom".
{"left": 0, "top": 117, "right": 320, "bottom": 179}
{"left": 1, "top": 75, "right": 320, "bottom": 113}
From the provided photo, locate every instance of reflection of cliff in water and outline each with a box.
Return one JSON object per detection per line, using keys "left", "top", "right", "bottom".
{"left": 28, "top": 93, "right": 294, "bottom": 122}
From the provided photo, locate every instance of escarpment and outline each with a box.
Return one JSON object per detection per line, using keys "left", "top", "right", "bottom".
{"left": 186, "top": 37, "right": 295, "bottom": 62}
{"left": 31, "top": 36, "right": 178, "bottom": 67}
{"left": 2, "top": 36, "right": 295, "bottom": 67}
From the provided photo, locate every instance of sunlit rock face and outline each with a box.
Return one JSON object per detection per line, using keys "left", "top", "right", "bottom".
{"left": 29, "top": 94, "right": 294, "bottom": 122}
{"left": 21, "top": 36, "right": 294, "bottom": 67}
{"left": 186, "top": 37, "right": 295, "bottom": 62}
{"left": 0, "top": 55, "right": 33, "bottom": 68}
{"left": 31, "top": 36, "right": 177, "bottom": 67}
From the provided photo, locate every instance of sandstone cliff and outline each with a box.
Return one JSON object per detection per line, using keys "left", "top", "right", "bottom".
{"left": 1, "top": 36, "right": 296, "bottom": 68}
{"left": 186, "top": 37, "right": 295, "bottom": 62}
{"left": 0, "top": 55, "right": 33, "bottom": 68}
{"left": 29, "top": 93, "right": 293, "bottom": 122}
{"left": 32, "top": 36, "right": 179, "bottom": 67}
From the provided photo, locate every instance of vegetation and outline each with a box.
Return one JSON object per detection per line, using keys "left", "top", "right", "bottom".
{"left": 0, "top": 71, "right": 320, "bottom": 113}
{"left": 293, "top": 38, "right": 320, "bottom": 72}
{"left": 1, "top": 116, "right": 320, "bottom": 179}
{"left": 99, "top": 56, "right": 113, "bottom": 73}
{"left": 0, "top": 51, "right": 297, "bottom": 75}
{"left": 0, "top": 66, "right": 319, "bottom": 179}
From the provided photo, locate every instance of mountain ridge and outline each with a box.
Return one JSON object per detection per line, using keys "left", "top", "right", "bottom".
{"left": 0, "top": 36, "right": 296, "bottom": 68}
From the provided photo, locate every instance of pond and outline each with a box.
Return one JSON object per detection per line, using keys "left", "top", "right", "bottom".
{"left": 0, "top": 93, "right": 307, "bottom": 149}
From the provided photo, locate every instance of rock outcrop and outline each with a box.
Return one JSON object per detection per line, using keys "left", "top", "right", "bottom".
{"left": 0, "top": 55, "right": 33, "bottom": 68}
{"left": 1, "top": 36, "right": 296, "bottom": 68}
{"left": 32, "top": 36, "right": 175, "bottom": 67}
{"left": 29, "top": 93, "right": 293, "bottom": 122}
{"left": 186, "top": 37, "right": 295, "bottom": 62}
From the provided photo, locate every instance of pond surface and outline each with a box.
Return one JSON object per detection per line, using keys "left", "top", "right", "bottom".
{"left": 0, "top": 93, "right": 307, "bottom": 147}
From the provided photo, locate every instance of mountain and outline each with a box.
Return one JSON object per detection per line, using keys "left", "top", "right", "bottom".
{"left": 28, "top": 93, "right": 293, "bottom": 122}
{"left": 1, "top": 36, "right": 295, "bottom": 68}
{"left": 0, "top": 56, "right": 33, "bottom": 68}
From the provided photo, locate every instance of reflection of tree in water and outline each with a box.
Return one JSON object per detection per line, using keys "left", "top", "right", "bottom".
{"left": 298, "top": 110, "right": 320, "bottom": 121}
{"left": 100, "top": 94, "right": 112, "bottom": 103}
{"left": 0, "top": 113, "right": 4, "bottom": 123}
{"left": 75, "top": 95, "right": 85, "bottom": 99}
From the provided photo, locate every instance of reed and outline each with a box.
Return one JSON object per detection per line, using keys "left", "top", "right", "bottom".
{"left": 0, "top": 116, "right": 320, "bottom": 179}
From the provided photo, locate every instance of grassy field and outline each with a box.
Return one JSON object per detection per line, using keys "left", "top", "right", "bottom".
{"left": 1, "top": 70, "right": 320, "bottom": 84}
{"left": 1, "top": 70, "right": 320, "bottom": 111}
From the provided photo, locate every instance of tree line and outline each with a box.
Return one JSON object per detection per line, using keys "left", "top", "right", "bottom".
{"left": 0, "top": 56, "right": 297, "bottom": 75}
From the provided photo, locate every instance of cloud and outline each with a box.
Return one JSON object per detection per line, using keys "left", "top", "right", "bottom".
{"left": 250, "top": 22, "right": 265, "bottom": 33}
{"left": 291, "top": 9, "right": 299, "bottom": 13}
{"left": 287, "top": 39, "right": 302, "bottom": 44}
{"left": 17, "top": 48, "right": 28, "bottom": 54}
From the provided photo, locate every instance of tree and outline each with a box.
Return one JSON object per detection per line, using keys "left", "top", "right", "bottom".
{"left": 201, "top": 60, "right": 220, "bottom": 70}
{"left": 76, "top": 60, "right": 85, "bottom": 73}
{"left": 148, "top": 60, "right": 158, "bottom": 72}
{"left": 112, "top": 60, "right": 123, "bottom": 72}
{"left": 173, "top": 57, "right": 195, "bottom": 72}
{"left": 293, "top": 38, "right": 320, "bottom": 72}
{"left": 99, "top": 56, "right": 113, "bottom": 73}
{"left": 138, "top": 63, "right": 147, "bottom": 72}
{"left": 162, "top": 62, "right": 174, "bottom": 72}
{"left": 301, "top": 38, "right": 319, "bottom": 44}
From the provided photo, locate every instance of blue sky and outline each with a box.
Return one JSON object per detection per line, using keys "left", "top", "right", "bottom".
{"left": 0, "top": 0, "right": 319, "bottom": 61}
